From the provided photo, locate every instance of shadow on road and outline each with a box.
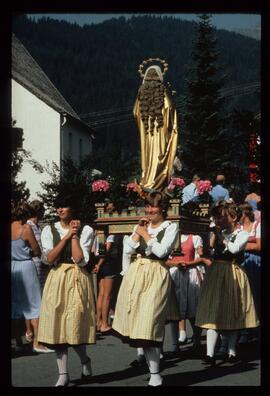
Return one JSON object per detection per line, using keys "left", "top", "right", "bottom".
{"left": 70, "top": 339, "right": 260, "bottom": 387}
{"left": 164, "top": 361, "right": 259, "bottom": 386}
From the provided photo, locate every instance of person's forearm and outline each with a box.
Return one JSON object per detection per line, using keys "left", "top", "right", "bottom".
{"left": 131, "top": 232, "right": 140, "bottom": 243}
{"left": 71, "top": 237, "right": 84, "bottom": 263}
{"left": 184, "top": 258, "right": 204, "bottom": 266}
{"left": 32, "top": 246, "right": 41, "bottom": 258}
{"left": 141, "top": 230, "right": 152, "bottom": 243}
{"left": 165, "top": 260, "right": 177, "bottom": 268}
{"left": 97, "top": 257, "right": 105, "bottom": 267}
{"left": 245, "top": 241, "right": 261, "bottom": 252}
{"left": 47, "top": 238, "right": 69, "bottom": 264}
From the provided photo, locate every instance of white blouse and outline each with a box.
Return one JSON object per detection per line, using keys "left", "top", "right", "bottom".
{"left": 221, "top": 229, "right": 249, "bottom": 254}
{"left": 124, "top": 220, "right": 179, "bottom": 259}
{"left": 41, "top": 222, "right": 95, "bottom": 267}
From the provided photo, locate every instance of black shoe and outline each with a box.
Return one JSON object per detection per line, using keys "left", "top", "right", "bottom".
{"left": 130, "top": 355, "right": 146, "bottom": 367}
{"left": 178, "top": 338, "right": 187, "bottom": 345}
{"left": 226, "top": 355, "right": 240, "bottom": 364}
{"left": 164, "top": 350, "right": 180, "bottom": 359}
{"left": 202, "top": 356, "right": 216, "bottom": 366}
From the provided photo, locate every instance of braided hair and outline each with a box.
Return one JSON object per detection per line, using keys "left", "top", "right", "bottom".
{"left": 138, "top": 68, "right": 165, "bottom": 135}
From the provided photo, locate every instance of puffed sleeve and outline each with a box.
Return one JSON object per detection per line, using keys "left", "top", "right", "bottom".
{"left": 227, "top": 230, "right": 249, "bottom": 254}
{"left": 121, "top": 236, "right": 132, "bottom": 275}
{"left": 145, "top": 222, "right": 179, "bottom": 258}
{"left": 40, "top": 225, "right": 54, "bottom": 265}
{"left": 75, "top": 225, "right": 95, "bottom": 267}
{"left": 193, "top": 235, "right": 203, "bottom": 249}
{"left": 123, "top": 226, "right": 140, "bottom": 254}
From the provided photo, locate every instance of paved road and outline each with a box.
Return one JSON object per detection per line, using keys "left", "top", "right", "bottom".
{"left": 11, "top": 323, "right": 260, "bottom": 387}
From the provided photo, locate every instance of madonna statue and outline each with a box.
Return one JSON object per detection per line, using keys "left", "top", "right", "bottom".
{"left": 133, "top": 58, "right": 179, "bottom": 194}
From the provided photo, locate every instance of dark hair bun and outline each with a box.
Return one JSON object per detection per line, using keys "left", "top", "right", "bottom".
{"left": 54, "top": 193, "right": 79, "bottom": 210}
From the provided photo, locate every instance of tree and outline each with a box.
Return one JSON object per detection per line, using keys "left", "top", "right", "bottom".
{"left": 36, "top": 148, "right": 141, "bottom": 223}
{"left": 182, "top": 14, "right": 226, "bottom": 180}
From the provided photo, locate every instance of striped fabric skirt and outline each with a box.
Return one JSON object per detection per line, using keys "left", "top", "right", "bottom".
{"left": 195, "top": 260, "right": 259, "bottom": 330}
{"left": 32, "top": 258, "right": 50, "bottom": 293}
{"left": 112, "top": 257, "right": 180, "bottom": 345}
{"left": 38, "top": 263, "right": 96, "bottom": 346}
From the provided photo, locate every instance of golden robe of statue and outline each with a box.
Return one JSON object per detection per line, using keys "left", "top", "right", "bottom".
{"left": 133, "top": 65, "right": 178, "bottom": 193}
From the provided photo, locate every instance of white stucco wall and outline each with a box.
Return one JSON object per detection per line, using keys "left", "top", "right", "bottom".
{"left": 12, "top": 79, "right": 61, "bottom": 199}
{"left": 61, "top": 120, "right": 93, "bottom": 164}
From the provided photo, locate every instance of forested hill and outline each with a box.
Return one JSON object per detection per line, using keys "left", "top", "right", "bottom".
{"left": 13, "top": 14, "right": 260, "bottom": 115}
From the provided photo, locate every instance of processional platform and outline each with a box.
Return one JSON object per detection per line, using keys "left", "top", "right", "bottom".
{"left": 94, "top": 200, "right": 211, "bottom": 254}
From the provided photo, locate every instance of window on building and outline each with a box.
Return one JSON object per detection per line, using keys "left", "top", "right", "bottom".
{"left": 11, "top": 127, "right": 23, "bottom": 151}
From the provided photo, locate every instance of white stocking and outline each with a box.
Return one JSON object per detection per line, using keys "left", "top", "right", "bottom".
{"left": 137, "top": 347, "right": 144, "bottom": 357}
{"left": 143, "top": 347, "right": 162, "bottom": 386}
{"left": 136, "top": 347, "right": 144, "bottom": 362}
{"left": 55, "top": 349, "right": 69, "bottom": 386}
{"left": 206, "top": 329, "right": 219, "bottom": 357}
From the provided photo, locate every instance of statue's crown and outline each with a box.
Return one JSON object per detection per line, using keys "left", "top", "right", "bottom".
{"left": 138, "top": 58, "right": 168, "bottom": 78}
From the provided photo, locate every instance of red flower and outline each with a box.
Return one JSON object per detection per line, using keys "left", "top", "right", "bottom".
{"left": 126, "top": 182, "right": 137, "bottom": 192}
{"left": 168, "top": 177, "right": 186, "bottom": 191}
{"left": 91, "top": 179, "right": 110, "bottom": 192}
{"left": 196, "top": 180, "right": 212, "bottom": 195}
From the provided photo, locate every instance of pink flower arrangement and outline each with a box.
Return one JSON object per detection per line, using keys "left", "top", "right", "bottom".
{"left": 196, "top": 180, "right": 212, "bottom": 195}
{"left": 91, "top": 179, "right": 110, "bottom": 192}
{"left": 126, "top": 182, "right": 137, "bottom": 192}
{"left": 168, "top": 177, "right": 186, "bottom": 191}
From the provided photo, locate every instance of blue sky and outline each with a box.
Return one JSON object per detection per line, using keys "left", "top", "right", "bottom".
{"left": 28, "top": 13, "right": 261, "bottom": 30}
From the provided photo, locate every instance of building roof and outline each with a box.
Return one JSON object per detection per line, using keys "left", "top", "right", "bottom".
{"left": 12, "top": 34, "right": 80, "bottom": 120}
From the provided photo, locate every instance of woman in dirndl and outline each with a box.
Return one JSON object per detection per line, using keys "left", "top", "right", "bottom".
{"left": 112, "top": 192, "right": 180, "bottom": 387}
{"left": 166, "top": 233, "right": 212, "bottom": 353}
{"left": 195, "top": 201, "right": 259, "bottom": 366}
{"left": 37, "top": 193, "right": 96, "bottom": 387}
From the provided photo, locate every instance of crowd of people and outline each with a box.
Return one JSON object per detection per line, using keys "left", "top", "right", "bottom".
{"left": 11, "top": 177, "right": 261, "bottom": 387}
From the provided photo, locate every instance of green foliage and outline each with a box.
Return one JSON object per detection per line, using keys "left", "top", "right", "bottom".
{"left": 224, "top": 109, "right": 260, "bottom": 201}
{"left": 13, "top": 14, "right": 260, "bottom": 159}
{"left": 37, "top": 149, "right": 141, "bottom": 222}
{"left": 36, "top": 159, "right": 96, "bottom": 223}
{"left": 13, "top": 14, "right": 260, "bottom": 112}
{"left": 12, "top": 14, "right": 260, "bottom": 199}
{"left": 11, "top": 149, "right": 30, "bottom": 202}
{"left": 183, "top": 14, "right": 226, "bottom": 180}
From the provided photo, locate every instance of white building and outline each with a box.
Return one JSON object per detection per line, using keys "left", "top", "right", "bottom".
{"left": 12, "top": 34, "right": 94, "bottom": 199}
